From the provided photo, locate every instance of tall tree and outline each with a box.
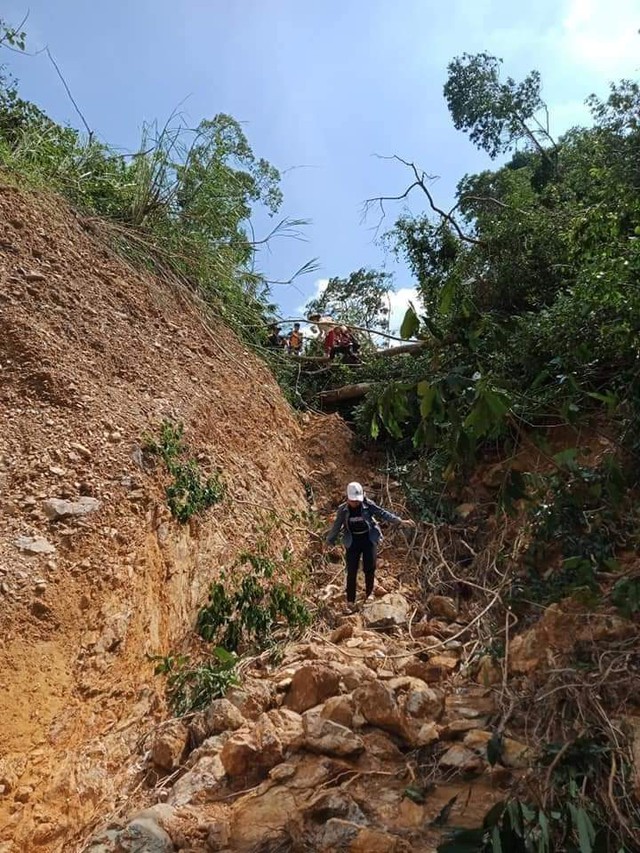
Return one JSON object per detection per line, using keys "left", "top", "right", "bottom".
{"left": 305, "top": 268, "right": 393, "bottom": 339}
{"left": 444, "top": 52, "right": 556, "bottom": 164}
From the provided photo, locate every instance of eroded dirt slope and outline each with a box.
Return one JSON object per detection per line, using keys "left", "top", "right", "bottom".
{"left": 0, "top": 183, "right": 309, "bottom": 849}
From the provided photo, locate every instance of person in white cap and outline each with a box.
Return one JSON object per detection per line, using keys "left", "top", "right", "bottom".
{"left": 325, "top": 482, "right": 415, "bottom": 607}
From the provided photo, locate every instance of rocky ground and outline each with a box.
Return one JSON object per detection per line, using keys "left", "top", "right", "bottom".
{"left": 85, "top": 581, "right": 520, "bottom": 853}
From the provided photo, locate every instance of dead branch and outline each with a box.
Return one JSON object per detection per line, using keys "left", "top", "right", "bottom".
{"left": 45, "top": 47, "right": 94, "bottom": 142}
{"left": 363, "top": 155, "right": 482, "bottom": 245}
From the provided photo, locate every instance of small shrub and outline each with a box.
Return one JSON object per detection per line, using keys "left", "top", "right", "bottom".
{"left": 151, "top": 647, "right": 238, "bottom": 715}
{"left": 144, "top": 420, "right": 224, "bottom": 523}
{"left": 511, "top": 460, "right": 629, "bottom": 608}
{"left": 196, "top": 550, "right": 311, "bottom": 653}
{"left": 611, "top": 576, "right": 640, "bottom": 618}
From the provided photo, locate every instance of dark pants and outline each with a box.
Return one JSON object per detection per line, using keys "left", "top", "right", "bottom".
{"left": 345, "top": 536, "right": 376, "bottom": 603}
{"left": 329, "top": 345, "right": 359, "bottom": 364}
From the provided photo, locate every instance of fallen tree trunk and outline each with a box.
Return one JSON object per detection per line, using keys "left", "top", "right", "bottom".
{"left": 318, "top": 382, "right": 372, "bottom": 404}
{"left": 376, "top": 341, "right": 426, "bottom": 357}
{"left": 293, "top": 341, "right": 426, "bottom": 364}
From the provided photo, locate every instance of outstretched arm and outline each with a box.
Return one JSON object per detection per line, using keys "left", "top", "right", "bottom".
{"left": 368, "top": 500, "right": 416, "bottom": 528}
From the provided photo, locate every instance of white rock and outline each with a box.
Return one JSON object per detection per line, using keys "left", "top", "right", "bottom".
{"left": 13, "top": 536, "right": 56, "bottom": 555}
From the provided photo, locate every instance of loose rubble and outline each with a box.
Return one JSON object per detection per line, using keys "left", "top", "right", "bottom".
{"left": 85, "top": 590, "right": 529, "bottom": 852}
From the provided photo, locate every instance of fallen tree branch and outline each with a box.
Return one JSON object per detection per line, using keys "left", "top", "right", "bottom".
{"left": 318, "top": 382, "right": 372, "bottom": 404}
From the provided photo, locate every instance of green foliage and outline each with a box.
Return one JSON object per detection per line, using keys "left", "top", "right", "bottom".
{"left": 510, "top": 458, "right": 630, "bottom": 608}
{"left": 144, "top": 420, "right": 224, "bottom": 523}
{"left": 439, "top": 735, "right": 629, "bottom": 852}
{"left": 196, "top": 548, "right": 311, "bottom": 653}
{"left": 611, "top": 576, "right": 640, "bottom": 618}
{"left": 443, "top": 52, "right": 550, "bottom": 160}
{"left": 151, "top": 647, "right": 238, "bottom": 715}
{"left": 0, "top": 16, "right": 26, "bottom": 51}
{"left": 337, "top": 61, "right": 640, "bottom": 539}
{"left": 438, "top": 798, "right": 608, "bottom": 853}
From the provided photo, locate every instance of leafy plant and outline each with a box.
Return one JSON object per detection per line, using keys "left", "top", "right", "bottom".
{"left": 151, "top": 647, "right": 238, "bottom": 715}
{"left": 511, "top": 459, "right": 630, "bottom": 607}
{"left": 438, "top": 798, "right": 608, "bottom": 853}
{"left": 196, "top": 549, "right": 311, "bottom": 652}
{"left": 611, "top": 576, "right": 640, "bottom": 619}
{"left": 144, "top": 420, "right": 224, "bottom": 523}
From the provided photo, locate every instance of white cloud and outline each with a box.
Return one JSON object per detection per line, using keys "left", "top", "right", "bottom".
{"left": 312, "top": 277, "right": 329, "bottom": 298}
{"left": 554, "top": 0, "right": 639, "bottom": 75}
{"left": 387, "top": 287, "right": 422, "bottom": 336}
{"left": 295, "top": 277, "right": 328, "bottom": 315}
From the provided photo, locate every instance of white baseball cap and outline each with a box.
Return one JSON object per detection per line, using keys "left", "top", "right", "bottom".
{"left": 346, "top": 482, "right": 364, "bottom": 501}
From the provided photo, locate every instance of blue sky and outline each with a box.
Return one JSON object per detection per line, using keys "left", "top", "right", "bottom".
{"left": 3, "top": 0, "right": 639, "bottom": 328}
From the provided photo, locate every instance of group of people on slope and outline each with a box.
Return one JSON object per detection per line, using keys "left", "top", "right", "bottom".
{"left": 266, "top": 322, "right": 304, "bottom": 355}
{"left": 264, "top": 317, "right": 360, "bottom": 362}
{"left": 326, "top": 481, "right": 415, "bottom": 609}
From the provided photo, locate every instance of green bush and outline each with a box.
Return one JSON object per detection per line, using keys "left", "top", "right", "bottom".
{"left": 144, "top": 420, "right": 224, "bottom": 523}
{"left": 151, "top": 647, "right": 238, "bottom": 715}
{"left": 196, "top": 549, "right": 311, "bottom": 653}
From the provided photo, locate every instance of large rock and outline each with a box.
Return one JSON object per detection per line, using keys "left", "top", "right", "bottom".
{"left": 13, "top": 535, "right": 56, "bottom": 555}
{"left": 220, "top": 732, "right": 265, "bottom": 781}
{"left": 205, "top": 698, "right": 245, "bottom": 735}
{"left": 321, "top": 694, "right": 355, "bottom": 728}
{"left": 476, "top": 655, "right": 502, "bottom": 686}
{"left": 317, "top": 818, "right": 360, "bottom": 850}
{"left": 442, "top": 719, "right": 487, "bottom": 739}
{"left": 150, "top": 722, "right": 189, "bottom": 772}
{"left": 330, "top": 623, "right": 354, "bottom": 644}
{"left": 264, "top": 708, "right": 305, "bottom": 751}
{"left": 85, "top": 816, "right": 174, "bottom": 853}
{"left": 445, "top": 687, "right": 495, "bottom": 719}
{"left": 303, "top": 712, "right": 365, "bottom": 757}
{"left": 509, "top": 602, "right": 636, "bottom": 674}
{"left": 361, "top": 730, "right": 403, "bottom": 761}
{"left": 401, "top": 657, "right": 449, "bottom": 684}
{"left": 426, "top": 654, "right": 459, "bottom": 674}
{"left": 333, "top": 661, "right": 378, "bottom": 691}
{"left": 501, "top": 736, "right": 531, "bottom": 769}
{"left": 362, "top": 593, "right": 410, "bottom": 628}
{"left": 220, "top": 710, "right": 303, "bottom": 781}
{"left": 439, "top": 744, "right": 485, "bottom": 773}
{"left": 304, "top": 789, "right": 367, "bottom": 824}
{"left": 230, "top": 787, "right": 299, "bottom": 849}
{"left": 351, "top": 827, "right": 412, "bottom": 852}
{"left": 43, "top": 496, "right": 101, "bottom": 521}
{"left": 167, "top": 754, "right": 226, "bottom": 806}
{"left": 226, "top": 680, "right": 275, "bottom": 720}
{"left": 283, "top": 664, "right": 341, "bottom": 713}
{"left": 353, "top": 681, "right": 401, "bottom": 732}
{"left": 463, "top": 730, "right": 530, "bottom": 769}
{"left": 427, "top": 595, "right": 459, "bottom": 621}
{"left": 390, "top": 677, "right": 443, "bottom": 713}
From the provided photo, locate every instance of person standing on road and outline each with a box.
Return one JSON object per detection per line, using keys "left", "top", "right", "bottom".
{"left": 325, "top": 482, "right": 415, "bottom": 607}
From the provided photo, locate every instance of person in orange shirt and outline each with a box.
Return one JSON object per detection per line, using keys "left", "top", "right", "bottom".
{"left": 287, "top": 323, "right": 304, "bottom": 355}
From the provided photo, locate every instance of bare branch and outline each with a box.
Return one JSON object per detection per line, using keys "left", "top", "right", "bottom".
{"left": 45, "top": 47, "right": 93, "bottom": 142}
{"left": 364, "top": 155, "right": 482, "bottom": 245}
{"left": 450, "top": 194, "right": 532, "bottom": 218}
